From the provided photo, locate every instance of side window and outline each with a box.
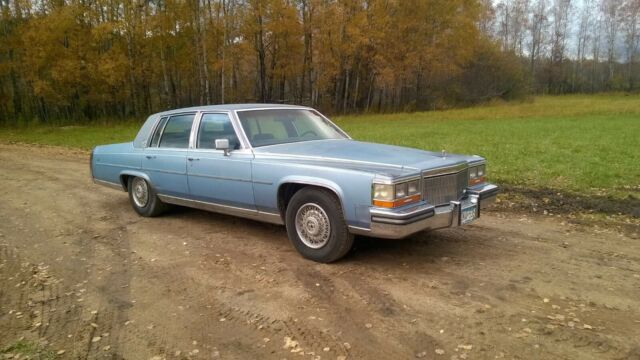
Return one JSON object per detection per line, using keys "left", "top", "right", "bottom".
{"left": 197, "top": 113, "right": 240, "bottom": 150}
{"left": 158, "top": 114, "right": 195, "bottom": 149}
{"left": 149, "top": 117, "right": 168, "bottom": 147}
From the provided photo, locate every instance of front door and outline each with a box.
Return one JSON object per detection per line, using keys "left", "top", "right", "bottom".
{"left": 187, "top": 113, "right": 255, "bottom": 209}
{"left": 143, "top": 113, "right": 195, "bottom": 197}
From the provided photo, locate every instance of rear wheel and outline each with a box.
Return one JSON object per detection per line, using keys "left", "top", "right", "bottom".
{"left": 285, "top": 187, "right": 354, "bottom": 263}
{"left": 127, "top": 177, "right": 167, "bottom": 217}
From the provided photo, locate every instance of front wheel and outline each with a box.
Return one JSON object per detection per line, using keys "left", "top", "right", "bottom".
{"left": 285, "top": 187, "right": 354, "bottom": 263}
{"left": 127, "top": 177, "right": 167, "bottom": 217}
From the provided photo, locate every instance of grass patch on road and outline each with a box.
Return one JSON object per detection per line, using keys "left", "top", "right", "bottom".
{"left": 1, "top": 340, "right": 56, "bottom": 359}
{"left": 1, "top": 94, "right": 638, "bottom": 201}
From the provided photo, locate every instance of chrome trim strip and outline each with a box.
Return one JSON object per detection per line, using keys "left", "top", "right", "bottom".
{"left": 348, "top": 225, "right": 371, "bottom": 235}
{"left": 253, "top": 180, "right": 274, "bottom": 185}
{"left": 187, "top": 148, "right": 254, "bottom": 157}
{"left": 144, "top": 168, "right": 185, "bottom": 175}
{"left": 372, "top": 174, "right": 421, "bottom": 185}
{"left": 95, "top": 162, "right": 139, "bottom": 169}
{"left": 422, "top": 162, "right": 468, "bottom": 178}
{"left": 189, "top": 111, "right": 203, "bottom": 149}
{"left": 468, "top": 157, "right": 486, "bottom": 166}
{"left": 188, "top": 173, "right": 253, "bottom": 183}
{"left": 93, "top": 179, "right": 125, "bottom": 191}
{"left": 157, "top": 194, "right": 284, "bottom": 225}
{"left": 370, "top": 203, "right": 435, "bottom": 221}
{"left": 234, "top": 106, "right": 315, "bottom": 112}
{"left": 142, "top": 148, "right": 190, "bottom": 152}
{"left": 93, "top": 152, "right": 143, "bottom": 156}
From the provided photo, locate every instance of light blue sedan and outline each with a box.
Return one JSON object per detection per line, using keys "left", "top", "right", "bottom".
{"left": 91, "top": 104, "right": 499, "bottom": 262}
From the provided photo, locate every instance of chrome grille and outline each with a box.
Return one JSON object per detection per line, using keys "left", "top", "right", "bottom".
{"left": 423, "top": 169, "right": 469, "bottom": 206}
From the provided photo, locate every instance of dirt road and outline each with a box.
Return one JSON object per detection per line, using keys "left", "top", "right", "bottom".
{"left": 1, "top": 144, "right": 639, "bottom": 360}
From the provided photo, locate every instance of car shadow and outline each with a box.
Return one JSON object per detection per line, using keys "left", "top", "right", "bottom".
{"left": 346, "top": 225, "right": 504, "bottom": 265}
{"left": 155, "top": 204, "right": 504, "bottom": 265}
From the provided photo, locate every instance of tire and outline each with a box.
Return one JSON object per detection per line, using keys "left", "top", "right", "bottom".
{"left": 285, "top": 187, "right": 354, "bottom": 263}
{"left": 127, "top": 176, "right": 167, "bottom": 217}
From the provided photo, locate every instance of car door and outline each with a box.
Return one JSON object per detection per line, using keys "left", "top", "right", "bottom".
{"left": 187, "top": 112, "right": 256, "bottom": 209}
{"left": 143, "top": 113, "right": 196, "bottom": 197}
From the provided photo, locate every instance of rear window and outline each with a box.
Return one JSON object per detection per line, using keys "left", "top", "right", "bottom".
{"left": 158, "top": 114, "right": 195, "bottom": 149}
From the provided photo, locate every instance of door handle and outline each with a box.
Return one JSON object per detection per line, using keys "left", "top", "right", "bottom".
{"left": 187, "top": 157, "right": 200, "bottom": 161}
{"left": 145, "top": 155, "right": 156, "bottom": 159}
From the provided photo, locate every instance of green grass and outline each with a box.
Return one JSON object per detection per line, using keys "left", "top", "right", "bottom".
{"left": 1, "top": 94, "right": 638, "bottom": 199}
{"left": 0, "top": 122, "right": 141, "bottom": 149}
{"left": 335, "top": 94, "right": 640, "bottom": 199}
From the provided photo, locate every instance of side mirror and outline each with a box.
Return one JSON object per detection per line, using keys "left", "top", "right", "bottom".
{"left": 215, "top": 138, "right": 230, "bottom": 156}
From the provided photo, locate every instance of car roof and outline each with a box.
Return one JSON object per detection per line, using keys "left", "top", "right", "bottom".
{"left": 151, "top": 103, "right": 311, "bottom": 117}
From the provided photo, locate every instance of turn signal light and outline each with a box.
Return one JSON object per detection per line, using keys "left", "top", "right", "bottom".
{"left": 469, "top": 176, "right": 485, "bottom": 186}
{"left": 372, "top": 194, "right": 421, "bottom": 208}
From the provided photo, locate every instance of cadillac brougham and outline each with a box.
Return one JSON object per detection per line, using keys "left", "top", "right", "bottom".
{"left": 91, "top": 104, "right": 499, "bottom": 262}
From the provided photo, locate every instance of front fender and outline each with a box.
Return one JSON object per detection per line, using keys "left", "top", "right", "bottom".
{"left": 276, "top": 176, "right": 346, "bottom": 208}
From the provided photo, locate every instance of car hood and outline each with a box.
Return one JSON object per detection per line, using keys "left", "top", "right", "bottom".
{"left": 252, "top": 139, "right": 481, "bottom": 177}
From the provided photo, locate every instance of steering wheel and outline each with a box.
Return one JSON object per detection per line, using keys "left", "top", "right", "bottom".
{"left": 300, "top": 130, "right": 317, "bottom": 137}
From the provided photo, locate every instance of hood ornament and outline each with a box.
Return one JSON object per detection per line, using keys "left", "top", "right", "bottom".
{"left": 441, "top": 149, "right": 447, "bottom": 158}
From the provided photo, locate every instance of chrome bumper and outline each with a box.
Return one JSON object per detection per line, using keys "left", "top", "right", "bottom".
{"left": 349, "top": 184, "right": 499, "bottom": 239}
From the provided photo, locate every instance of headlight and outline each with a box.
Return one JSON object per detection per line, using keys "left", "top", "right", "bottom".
{"left": 477, "top": 165, "right": 485, "bottom": 176}
{"left": 373, "top": 184, "right": 394, "bottom": 201}
{"left": 372, "top": 179, "right": 421, "bottom": 208}
{"left": 468, "top": 164, "right": 486, "bottom": 186}
{"left": 407, "top": 180, "right": 420, "bottom": 195}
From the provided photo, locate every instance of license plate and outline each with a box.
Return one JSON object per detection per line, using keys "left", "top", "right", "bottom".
{"left": 460, "top": 204, "right": 478, "bottom": 225}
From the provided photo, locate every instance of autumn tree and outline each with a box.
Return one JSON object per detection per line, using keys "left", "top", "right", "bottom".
{"left": 1, "top": 0, "right": 638, "bottom": 125}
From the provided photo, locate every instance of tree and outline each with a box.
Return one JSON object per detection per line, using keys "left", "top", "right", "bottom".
{"left": 621, "top": 0, "right": 640, "bottom": 89}
{"left": 602, "top": 0, "right": 623, "bottom": 86}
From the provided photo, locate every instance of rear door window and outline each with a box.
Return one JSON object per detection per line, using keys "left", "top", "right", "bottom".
{"left": 158, "top": 114, "right": 195, "bottom": 149}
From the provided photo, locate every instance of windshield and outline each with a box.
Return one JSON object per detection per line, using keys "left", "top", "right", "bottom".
{"left": 237, "top": 109, "right": 347, "bottom": 147}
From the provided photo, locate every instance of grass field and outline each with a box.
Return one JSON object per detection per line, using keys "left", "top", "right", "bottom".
{"left": 1, "top": 94, "right": 638, "bottom": 200}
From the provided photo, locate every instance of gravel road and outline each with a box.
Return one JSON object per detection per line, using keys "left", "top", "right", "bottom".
{"left": 1, "top": 144, "right": 639, "bottom": 359}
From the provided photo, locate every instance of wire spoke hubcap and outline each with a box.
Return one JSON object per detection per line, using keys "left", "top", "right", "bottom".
{"left": 295, "top": 203, "right": 331, "bottom": 249}
{"left": 132, "top": 178, "right": 149, "bottom": 208}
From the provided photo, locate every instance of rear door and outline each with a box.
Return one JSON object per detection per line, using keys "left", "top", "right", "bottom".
{"left": 187, "top": 112, "right": 255, "bottom": 209}
{"left": 143, "top": 113, "right": 195, "bottom": 197}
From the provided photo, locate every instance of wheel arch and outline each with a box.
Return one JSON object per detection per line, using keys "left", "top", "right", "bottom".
{"left": 276, "top": 177, "right": 346, "bottom": 220}
{"left": 118, "top": 170, "right": 152, "bottom": 192}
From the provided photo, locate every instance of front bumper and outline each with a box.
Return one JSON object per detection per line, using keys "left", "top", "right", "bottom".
{"left": 350, "top": 183, "right": 499, "bottom": 239}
